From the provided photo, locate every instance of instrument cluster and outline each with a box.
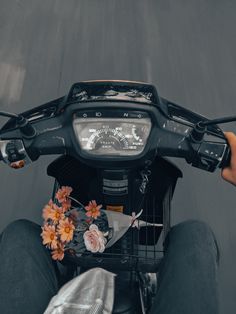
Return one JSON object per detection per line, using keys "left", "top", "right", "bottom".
{"left": 73, "top": 111, "right": 152, "bottom": 156}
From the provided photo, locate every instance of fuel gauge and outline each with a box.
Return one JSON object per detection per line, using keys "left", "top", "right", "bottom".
{"left": 132, "top": 125, "right": 148, "bottom": 142}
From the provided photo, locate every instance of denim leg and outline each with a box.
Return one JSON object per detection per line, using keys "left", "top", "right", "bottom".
{"left": 150, "top": 220, "right": 219, "bottom": 314}
{"left": 0, "top": 219, "right": 59, "bottom": 314}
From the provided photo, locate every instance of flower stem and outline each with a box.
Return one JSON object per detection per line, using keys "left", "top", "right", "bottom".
{"left": 68, "top": 196, "right": 85, "bottom": 209}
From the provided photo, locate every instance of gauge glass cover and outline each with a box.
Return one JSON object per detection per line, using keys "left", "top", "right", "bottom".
{"left": 73, "top": 117, "right": 152, "bottom": 156}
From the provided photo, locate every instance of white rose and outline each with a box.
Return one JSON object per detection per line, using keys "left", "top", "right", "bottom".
{"left": 83, "top": 224, "right": 107, "bottom": 253}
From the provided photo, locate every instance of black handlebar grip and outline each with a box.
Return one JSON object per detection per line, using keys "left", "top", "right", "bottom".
{"left": 219, "top": 146, "right": 231, "bottom": 169}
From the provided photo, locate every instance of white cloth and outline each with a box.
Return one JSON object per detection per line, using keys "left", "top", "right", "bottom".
{"left": 44, "top": 268, "right": 116, "bottom": 314}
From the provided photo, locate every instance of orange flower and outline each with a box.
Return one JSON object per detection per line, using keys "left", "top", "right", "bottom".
{"left": 42, "top": 200, "right": 54, "bottom": 221}
{"left": 61, "top": 199, "right": 72, "bottom": 212}
{"left": 55, "top": 186, "right": 73, "bottom": 203}
{"left": 51, "top": 243, "right": 65, "bottom": 261}
{"left": 41, "top": 224, "right": 58, "bottom": 249}
{"left": 85, "top": 200, "right": 102, "bottom": 219}
{"left": 58, "top": 217, "right": 75, "bottom": 242}
{"left": 48, "top": 204, "right": 65, "bottom": 224}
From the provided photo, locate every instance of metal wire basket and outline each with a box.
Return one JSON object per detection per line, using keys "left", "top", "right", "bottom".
{"left": 48, "top": 155, "right": 182, "bottom": 274}
{"left": 61, "top": 186, "right": 174, "bottom": 274}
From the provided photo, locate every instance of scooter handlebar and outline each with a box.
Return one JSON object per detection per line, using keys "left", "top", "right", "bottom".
{"left": 0, "top": 103, "right": 232, "bottom": 173}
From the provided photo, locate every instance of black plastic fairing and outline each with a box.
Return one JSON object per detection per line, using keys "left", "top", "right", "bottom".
{"left": 0, "top": 81, "right": 229, "bottom": 172}
{"left": 64, "top": 80, "right": 160, "bottom": 107}
{"left": 160, "top": 97, "right": 225, "bottom": 138}
{"left": 1, "top": 96, "right": 65, "bottom": 131}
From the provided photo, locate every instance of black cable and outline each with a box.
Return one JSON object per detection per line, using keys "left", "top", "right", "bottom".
{"left": 0, "top": 111, "right": 36, "bottom": 138}
{"left": 200, "top": 116, "right": 236, "bottom": 126}
{"left": 0, "top": 111, "right": 19, "bottom": 119}
{"left": 190, "top": 115, "right": 236, "bottom": 142}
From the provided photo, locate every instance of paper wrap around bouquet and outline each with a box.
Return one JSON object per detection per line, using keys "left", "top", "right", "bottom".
{"left": 104, "top": 209, "right": 162, "bottom": 248}
{"left": 40, "top": 186, "right": 162, "bottom": 261}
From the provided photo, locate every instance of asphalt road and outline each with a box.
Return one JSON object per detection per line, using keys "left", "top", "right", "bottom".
{"left": 0, "top": 1, "right": 236, "bottom": 313}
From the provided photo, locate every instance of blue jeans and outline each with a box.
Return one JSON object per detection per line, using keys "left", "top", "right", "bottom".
{"left": 0, "top": 219, "right": 219, "bottom": 314}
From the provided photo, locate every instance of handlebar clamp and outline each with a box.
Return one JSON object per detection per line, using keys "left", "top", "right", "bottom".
{"left": 189, "top": 141, "right": 228, "bottom": 172}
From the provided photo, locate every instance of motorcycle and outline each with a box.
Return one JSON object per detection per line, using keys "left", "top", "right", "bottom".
{"left": 0, "top": 80, "right": 233, "bottom": 313}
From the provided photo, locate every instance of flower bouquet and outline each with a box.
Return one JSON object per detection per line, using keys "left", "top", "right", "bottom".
{"left": 41, "top": 186, "right": 162, "bottom": 261}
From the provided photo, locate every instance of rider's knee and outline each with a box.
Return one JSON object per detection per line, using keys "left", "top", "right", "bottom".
{"left": 172, "top": 220, "right": 215, "bottom": 242}
{"left": 166, "top": 220, "right": 219, "bottom": 263}
{"left": 2, "top": 219, "right": 41, "bottom": 245}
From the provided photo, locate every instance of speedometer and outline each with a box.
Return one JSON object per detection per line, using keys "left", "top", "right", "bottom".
{"left": 73, "top": 116, "right": 152, "bottom": 156}
{"left": 87, "top": 128, "right": 129, "bottom": 151}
